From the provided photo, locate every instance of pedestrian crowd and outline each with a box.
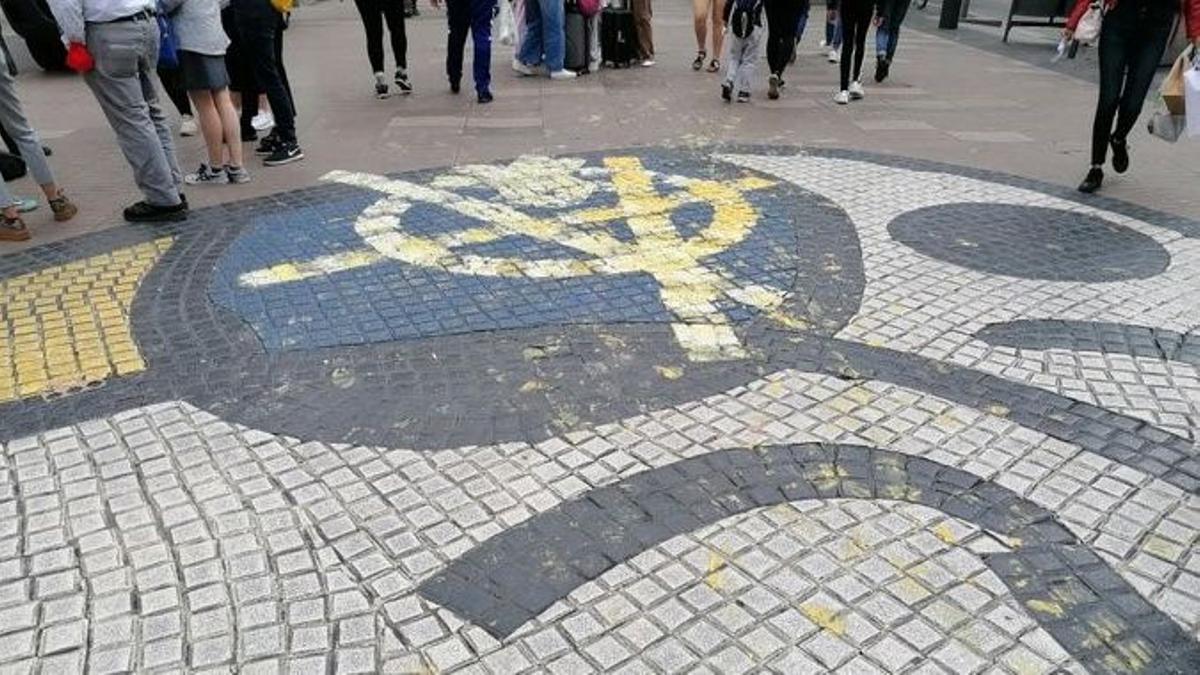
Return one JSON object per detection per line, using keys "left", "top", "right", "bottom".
{"left": 0, "top": 0, "right": 1191, "bottom": 241}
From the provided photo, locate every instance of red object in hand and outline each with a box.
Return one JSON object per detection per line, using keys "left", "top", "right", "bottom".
{"left": 65, "top": 42, "right": 94, "bottom": 73}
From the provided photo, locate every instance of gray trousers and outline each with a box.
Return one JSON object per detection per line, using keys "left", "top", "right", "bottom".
{"left": 84, "top": 18, "right": 182, "bottom": 207}
{"left": 723, "top": 30, "right": 762, "bottom": 94}
{"left": 0, "top": 44, "right": 54, "bottom": 208}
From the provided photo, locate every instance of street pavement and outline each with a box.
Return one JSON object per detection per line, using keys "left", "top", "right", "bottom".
{"left": 2, "top": 1, "right": 1200, "bottom": 673}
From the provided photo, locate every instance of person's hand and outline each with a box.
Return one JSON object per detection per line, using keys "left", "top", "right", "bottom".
{"left": 1061, "top": 28, "right": 1074, "bottom": 41}
{"left": 65, "top": 42, "right": 94, "bottom": 73}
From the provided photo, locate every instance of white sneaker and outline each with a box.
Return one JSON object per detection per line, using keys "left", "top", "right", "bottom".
{"left": 833, "top": 90, "right": 850, "bottom": 105}
{"left": 849, "top": 81, "right": 864, "bottom": 99}
{"left": 251, "top": 110, "right": 274, "bottom": 132}
{"left": 640, "top": 59, "right": 655, "bottom": 67}
{"left": 512, "top": 59, "right": 538, "bottom": 76}
{"left": 550, "top": 69, "right": 577, "bottom": 80}
{"left": 827, "top": 48, "right": 840, "bottom": 63}
{"left": 179, "top": 114, "right": 197, "bottom": 137}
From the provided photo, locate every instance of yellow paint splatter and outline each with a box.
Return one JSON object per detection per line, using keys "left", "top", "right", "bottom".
{"left": 518, "top": 380, "right": 548, "bottom": 393}
{"left": 654, "top": 365, "right": 684, "bottom": 380}
{"left": 704, "top": 552, "right": 727, "bottom": 591}
{"left": 986, "top": 403, "right": 1011, "bottom": 417}
{"left": 1025, "top": 599, "right": 1065, "bottom": 618}
{"left": 932, "top": 523, "right": 958, "bottom": 545}
{"left": 801, "top": 603, "right": 846, "bottom": 636}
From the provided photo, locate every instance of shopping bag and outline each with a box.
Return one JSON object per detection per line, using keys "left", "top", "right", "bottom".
{"left": 1186, "top": 53, "right": 1200, "bottom": 138}
{"left": 497, "top": 0, "right": 516, "bottom": 46}
{"left": 1074, "top": 3, "right": 1103, "bottom": 44}
{"left": 156, "top": 2, "right": 179, "bottom": 68}
{"left": 1148, "top": 110, "right": 1186, "bottom": 143}
{"left": 1161, "top": 46, "right": 1193, "bottom": 115}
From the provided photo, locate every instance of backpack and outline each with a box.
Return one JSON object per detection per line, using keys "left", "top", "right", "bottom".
{"left": 730, "top": 0, "right": 757, "bottom": 40}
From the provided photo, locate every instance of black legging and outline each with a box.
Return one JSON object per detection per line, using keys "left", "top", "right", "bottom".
{"left": 156, "top": 64, "right": 193, "bottom": 117}
{"left": 1089, "top": 1, "right": 1175, "bottom": 166}
{"left": 765, "top": 0, "right": 800, "bottom": 77}
{"left": 353, "top": 0, "right": 407, "bottom": 73}
{"left": 839, "top": 0, "right": 871, "bottom": 90}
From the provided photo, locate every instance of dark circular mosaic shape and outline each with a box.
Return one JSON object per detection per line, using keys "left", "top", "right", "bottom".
{"left": 888, "top": 203, "right": 1170, "bottom": 282}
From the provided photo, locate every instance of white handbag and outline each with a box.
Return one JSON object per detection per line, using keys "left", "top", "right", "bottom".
{"left": 1185, "top": 48, "right": 1200, "bottom": 138}
{"left": 1074, "top": 2, "right": 1103, "bottom": 44}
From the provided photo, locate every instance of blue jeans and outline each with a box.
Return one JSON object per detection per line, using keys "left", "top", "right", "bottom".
{"left": 795, "top": 0, "right": 810, "bottom": 41}
{"left": 874, "top": 0, "right": 909, "bottom": 60}
{"left": 826, "top": 15, "right": 841, "bottom": 47}
{"left": 519, "top": 0, "right": 565, "bottom": 71}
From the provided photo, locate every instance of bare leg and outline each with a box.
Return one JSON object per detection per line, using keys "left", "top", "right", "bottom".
{"left": 214, "top": 88, "right": 244, "bottom": 168}
{"left": 710, "top": 0, "right": 724, "bottom": 61}
{"left": 692, "top": 0, "right": 708, "bottom": 52}
{"left": 189, "top": 89, "right": 225, "bottom": 166}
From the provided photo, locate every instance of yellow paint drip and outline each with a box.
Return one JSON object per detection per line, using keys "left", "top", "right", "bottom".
{"left": 1, "top": 238, "right": 172, "bottom": 403}
{"left": 1025, "top": 599, "right": 1065, "bottom": 618}
{"left": 518, "top": 380, "right": 548, "bottom": 393}
{"left": 932, "top": 523, "right": 958, "bottom": 545}
{"left": 801, "top": 603, "right": 846, "bottom": 636}
{"left": 654, "top": 365, "right": 684, "bottom": 380}
{"left": 704, "top": 552, "right": 727, "bottom": 591}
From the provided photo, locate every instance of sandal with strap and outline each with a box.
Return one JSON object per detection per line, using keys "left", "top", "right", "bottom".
{"left": 0, "top": 215, "right": 30, "bottom": 241}
{"left": 706, "top": 58, "right": 721, "bottom": 73}
{"left": 49, "top": 192, "right": 77, "bottom": 222}
{"left": 692, "top": 51, "right": 706, "bottom": 70}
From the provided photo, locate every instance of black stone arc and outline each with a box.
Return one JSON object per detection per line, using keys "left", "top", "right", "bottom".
{"left": 416, "top": 444, "right": 1200, "bottom": 674}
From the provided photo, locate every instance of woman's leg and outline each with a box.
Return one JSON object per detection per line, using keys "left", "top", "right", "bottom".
{"left": 710, "top": 0, "right": 725, "bottom": 61}
{"left": 353, "top": 0, "right": 387, "bottom": 73}
{"left": 212, "top": 88, "right": 244, "bottom": 168}
{"left": 382, "top": 0, "right": 408, "bottom": 70}
{"left": 1090, "top": 20, "right": 1128, "bottom": 166}
{"left": 1112, "top": 13, "right": 1174, "bottom": 143}
{"left": 157, "top": 65, "right": 193, "bottom": 117}
{"left": 850, "top": 6, "right": 869, "bottom": 81}
{"left": 839, "top": 6, "right": 859, "bottom": 89}
{"left": 693, "top": 0, "right": 709, "bottom": 52}
{"left": 188, "top": 89, "right": 224, "bottom": 167}
{"left": 765, "top": 0, "right": 787, "bottom": 75}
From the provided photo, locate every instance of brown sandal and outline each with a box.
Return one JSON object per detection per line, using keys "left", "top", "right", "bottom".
{"left": 0, "top": 215, "right": 30, "bottom": 241}
{"left": 49, "top": 192, "right": 77, "bottom": 222}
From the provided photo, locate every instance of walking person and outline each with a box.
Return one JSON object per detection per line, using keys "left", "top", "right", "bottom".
{"left": 157, "top": 63, "right": 197, "bottom": 135}
{"left": 231, "top": 0, "right": 303, "bottom": 165}
{"left": 166, "top": 0, "right": 250, "bottom": 185}
{"left": 1067, "top": 0, "right": 1199, "bottom": 193}
{"left": 873, "top": 0, "right": 908, "bottom": 81}
{"left": 825, "top": 8, "right": 840, "bottom": 61}
{"left": 351, "top": 0, "right": 412, "bottom": 98}
{"left": 721, "top": 0, "right": 764, "bottom": 103}
{"left": 792, "top": 0, "right": 810, "bottom": 63}
{"left": 49, "top": 0, "right": 188, "bottom": 222}
{"left": 514, "top": 0, "right": 577, "bottom": 78}
{"left": 0, "top": 42, "right": 77, "bottom": 241}
{"left": 831, "top": 0, "right": 876, "bottom": 104}
{"left": 436, "top": 0, "right": 496, "bottom": 102}
{"left": 692, "top": 0, "right": 725, "bottom": 72}
{"left": 633, "top": 0, "right": 654, "bottom": 66}
{"left": 764, "top": 0, "right": 801, "bottom": 99}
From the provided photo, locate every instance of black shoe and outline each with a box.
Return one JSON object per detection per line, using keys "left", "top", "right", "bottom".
{"left": 124, "top": 199, "right": 187, "bottom": 223}
{"left": 375, "top": 81, "right": 390, "bottom": 99}
{"left": 477, "top": 90, "right": 493, "bottom": 104}
{"left": 874, "top": 56, "right": 890, "bottom": 83}
{"left": 1078, "top": 167, "right": 1103, "bottom": 194}
{"left": 1111, "top": 137, "right": 1129, "bottom": 174}
{"left": 263, "top": 142, "right": 304, "bottom": 166}
{"left": 721, "top": 83, "right": 732, "bottom": 102}
{"left": 255, "top": 135, "right": 280, "bottom": 155}
{"left": 450, "top": 80, "right": 461, "bottom": 94}
{"left": 767, "top": 74, "right": 780, "bottom": 100}
{"left": 42, "top": 145, "right": 52, "bottom": 157}
{"left": 241, "top": 128, "right": 258, "bottom": 142}
{"left": 736, "top": 91, "right": 751, "bottom": 103}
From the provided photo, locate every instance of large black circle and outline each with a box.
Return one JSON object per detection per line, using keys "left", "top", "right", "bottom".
{"left": 888, "top": 203, "right": 1170, "bottom": 282}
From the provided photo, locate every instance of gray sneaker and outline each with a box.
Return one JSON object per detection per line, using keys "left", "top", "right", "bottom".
{"left": 225, "top": 165, "right": 251, "bottom": 184}
{"left": 184, "top": 163, "right": 228, "bottom": 185}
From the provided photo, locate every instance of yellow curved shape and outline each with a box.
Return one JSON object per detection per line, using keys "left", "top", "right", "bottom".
{"left": 0, "top": 237, "right": 173, "bottom": 403}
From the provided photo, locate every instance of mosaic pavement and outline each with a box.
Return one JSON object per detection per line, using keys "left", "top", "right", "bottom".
{"left": 1, "top": 146, "right": 1198, "bottom": 674}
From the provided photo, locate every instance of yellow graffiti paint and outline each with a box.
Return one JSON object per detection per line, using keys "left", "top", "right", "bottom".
{"left": 704, "top": 552, "right": 727, "bottom": 591}
{"left": 236, "top": 157, "right": 794, "bottom": 362}
{"left": 932, "top": 523, "right": 958, "bottom": 545}
{"left": 801, "top": 603, "right": 846, "bottom": 636}
{"left": 1025, "top": 599, "right": 1065, "bottom": 618}
{"left": 654, "top": 365, "right": 684, "bottom": 380}
{"left": 0, "top": 238, "right": 172, "bottom": 403}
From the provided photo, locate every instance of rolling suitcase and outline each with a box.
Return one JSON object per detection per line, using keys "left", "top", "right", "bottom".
{"left": 601, "top": 1, "right": 638, "bottom": 68}
{"left": 565, "top": 3, "right": 588, "bottom": 72}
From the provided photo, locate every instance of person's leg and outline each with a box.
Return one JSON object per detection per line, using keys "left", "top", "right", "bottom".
{"left": 839, "top": 5, "right": 858, "bottom": 89}
{"left": 765, "top": 0, "right": 786, "bottom": 75}
{"left": 156, "top": 64, "right": 193, "bottom": 117}
{"left": 140, "top": 58, "right": 183, "bottom": 191}
{"left": 1089, "top": 18, "right": 1127, "bottom": 166}
{"left": 885, "top": 0, "right": 908, "bottom": 61}
{"left": 84, "top": 23, "right": 181, "bottom": 206}
{"left": 241, "top": 5, "right": 296, "bottom": 144}
{"left": 693, "top": 0, "right": 709, "bottom": 53}
{"left": 275, "top": 17, "right": 295, "bottom": 118}
{"left": 540, "top": 0, "right": 566, "bottom": 71}
{"left": 796, "top": 0, "right": 810, "bottom": 44}
{"left": 0, "top": 54, "right": 66, "bottom": 212}
{"left": 632, "top": 0, "right": 654, "bottom": 61}
{"left": 710, "top": 0, "right": 725, "bottom": 63}
{"left": 723, "top": 34, "right": 742, "bottom": 88}
{"left": 469, "top": 0, "right": 494, "bottom": 94}
{"left": 587, "top": 13, "right": 602, "bottom": 72}
{"left": 213, "top": 88, "right": 244, "bottom": 169}
{"left": 850, "top": 6, "right": 868, "bottom": 81}
{"left": 353, "top": 0, "right": 387, "bottom": 73}
{"left": 447, "top": 0, "right": 470, "bottom": 87}
{"left": 1112, "top": 13, "right": 1174, "bottom": 142}
{"left": 740, "top": 30, "right": 762, "bottom": 92}
{"left": 519, "top": 0, "right": 544, "bottom": 65}
{"left": 382, "top": 0, "right": 408, "bottom": 71}
{"left": 188, "top": 89, "right": 224, "bottom": 167}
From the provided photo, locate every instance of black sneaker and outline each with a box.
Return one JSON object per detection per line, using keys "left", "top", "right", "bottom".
{"left": 124, "top": 199, "right": 187, "bottom": 223}
{"left": 736, "top": 91, "right": 751, "bottom": 103}
{"left": 375, "top": 81, "right": 390, "bottom": 99}
{"left": 1078, "top": 167, "right": 1104, "bottom": 194}
{"left": 264, "top": 142, "right": 304, "bottom": 166}
{"left": 721, "top": 82, "right": 732, "bottom": 102}
{"left": 874, "top": 56, "right": 890, "bottom": 83}
{"left": 255, "top": 135, "right": 281, "bottom": 155}
{"left": 1111, "top": 137, "right": 1129, "bottom": 174}
{"left": 450, "top": 80, "right": 461, "bottom": 94}
{"left": 477, "top": 90, "right": 494, "bottom": 104}
{"left": 767, "top": 74, "right": 780, "bottom": 100}
{"left": 395, "top": 68, "right": 413, "bottom": 94}
{"left": 241, "top": 127, "right": 258, "bottom": 142}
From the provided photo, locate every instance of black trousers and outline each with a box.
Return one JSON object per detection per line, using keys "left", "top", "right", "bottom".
{"left": 446, "top": 0, "right": 494, "bottom": 94}
{"left": 765, "top": 0, "right": 801, "bottom": 77}
{"left": 1090, "top": 1, "right": 1175, "bottom": 165}
{"left": 233, "top": 1, "right": 297, "bottom": 141}
{"left": 839, "top": 0, "right": 871, "bottom": 90}
{"left": 353, "top": 0, "right": 407, "bottom": 73}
